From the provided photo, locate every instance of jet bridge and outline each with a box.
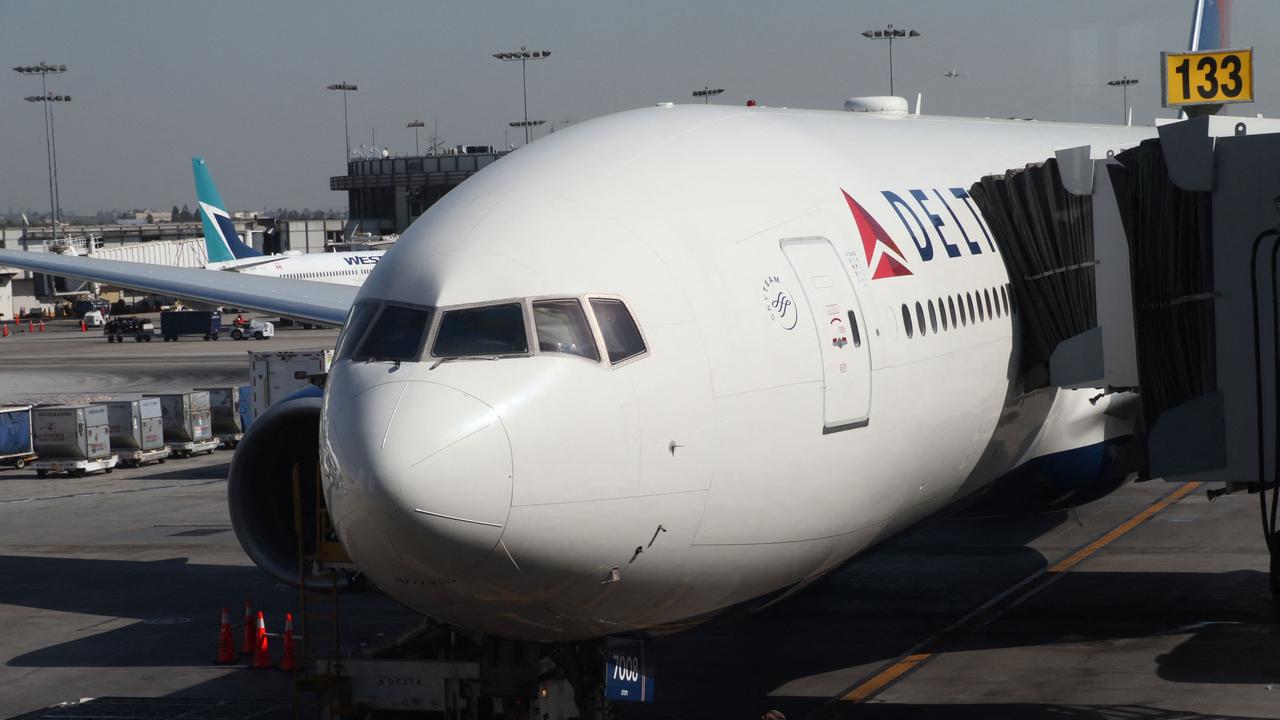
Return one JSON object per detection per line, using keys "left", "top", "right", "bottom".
{"left": 970, "top": 115, "right": 1280, "bottom": 593}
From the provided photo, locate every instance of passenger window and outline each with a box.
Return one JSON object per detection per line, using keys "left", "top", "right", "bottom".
{"left": 335, "top": 300, "right": 380, "bottom": 361}
{"left": 901, "top": 304, "right": 913, "bottom": 338}
{"left": 434, "top": 303, "right": 528, "bottom": 357}
{"left": 915, "top": 302, "right": 926, "bottom": 336}
{"left": 1001, "top": 286, "right": 1010, "bottom": 315}
{"left": 957, "top": 294, "right": 966, "bottom": 326}
{"left": 533, "top": 299, "right": 599, "bottom": 361}
{"left": 589, "top": 298, "right": 646, "bottom": 364}
{"left": 984, "top": 289, "right": 993, "bottom": 319}
{"left": 968, "top": 292, "right": 977, "bottom": 322}
{"left": 354, "top": 304, "right": 433, "bottom": 361}
{"left": 928, "top": 299, "right": 938, "bottom": 334}
{"left": 947, "top": 296, "right": 957, "bottom": 329}
{"left": 938, "top": 297, "right": 948, "bottom": 331}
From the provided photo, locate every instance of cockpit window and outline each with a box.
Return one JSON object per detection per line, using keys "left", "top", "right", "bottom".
{"left": 353, "top": 304, "right": 432, "bottom": 361}
{"left": 533, "top": 299, "right": 600, "bottom": 361}
{"left": 335, "top": 299, "right": 380, "bottom": 361}
{"left": 433, "top": 303, "right": 528, "bottom": 357}
{"left": 589, "top": 298, "right": 646, "bottom": 364}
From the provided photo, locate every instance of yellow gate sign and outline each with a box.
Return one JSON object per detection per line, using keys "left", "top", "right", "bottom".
{"left": 1162, "top": 48, "right": 1254, "bottom": 107}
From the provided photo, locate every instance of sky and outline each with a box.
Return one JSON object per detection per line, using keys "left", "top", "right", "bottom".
{"left": 3, "top": 0, "right": 1279, "bottom": 215}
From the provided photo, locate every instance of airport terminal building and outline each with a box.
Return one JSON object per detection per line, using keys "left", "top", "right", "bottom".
{"left": 332, "top": 147, "right": 506, "bottom": 235}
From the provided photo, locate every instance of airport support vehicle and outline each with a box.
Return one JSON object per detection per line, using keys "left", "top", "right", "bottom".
{"left": 30, "top": 405, "right": 117, "bottom": 477}
{"left": 97, "top": 398, "right": 169, "bottom": 467}
{"left": 0, "top": 406, "right": 36, "bottom": 470}
{"left": 103, "top": 316, "right": 155, "bottom": 343}
{"left": 146, "top": 391, "right": 217, "bottom": 457}
{"left": 82, "top": 310, "right": 106, "bottom": 328}
{"left": 230, "top": 318, "right": 274, "bottom": 341}
{"left": 159, "top": 309, "right": 221, "bottom": 341}
{"left": 196, "top": 386, "right": 245, "bottom": 448}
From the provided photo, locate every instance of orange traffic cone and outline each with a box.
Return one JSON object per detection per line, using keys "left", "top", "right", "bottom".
{"left": 80, "top": 319, "right": 86, "bottom": 332}
{"left": 39, "top": 320, "right": 45, "bottom": 332}
{"left": 1, "top": 324, "right": 8, "bottom": 338}
{"left": 215, "top": 608, "right": 236, "bottom": 664}
{"left": 26, "top": 320, "right": 33, "bottom": 333}
{"left": 240, "top": 600, "right": 255, "bottom": 654}
{"left": 252, "top": 611, "right": 272, "bottom": 669}
{"left": 279, "top": 612, "right": 296, "bottom": 671}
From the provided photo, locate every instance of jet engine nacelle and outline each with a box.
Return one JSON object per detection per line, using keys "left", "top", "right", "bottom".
{"left": 227, "top": 395, "right": 339, "bottom": 589}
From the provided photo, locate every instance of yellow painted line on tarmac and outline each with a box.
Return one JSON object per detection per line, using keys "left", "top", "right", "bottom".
{"left": 836, "top": 481, "right": 1202, "bottom": 705}
{"left": 1047, "top": 481, "right": 1200, "bottom": 573}
{"left": 840, "top": 653, "right": 931, "bottom": 702}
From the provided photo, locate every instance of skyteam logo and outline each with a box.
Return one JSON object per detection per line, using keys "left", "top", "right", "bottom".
{"left": 840, "top": 189, "right": 913, "bottom": 280}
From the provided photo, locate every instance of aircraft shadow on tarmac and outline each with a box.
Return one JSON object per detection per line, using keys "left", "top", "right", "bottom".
{"left": 4, "top": 486, "right": 1275, "bottom": 719}
{"left": 817, "top": 703, "right": 1278, "bottom": 720}
{"left": 612, "top": 489, "right": 1279, "bottom": 720}
{"left": 0, "top": 554, "right": 416, "bottom": 670}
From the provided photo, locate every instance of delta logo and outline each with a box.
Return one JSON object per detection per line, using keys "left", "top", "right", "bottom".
{"left": 841, "top": 189, "right": 912, "bottom": 279}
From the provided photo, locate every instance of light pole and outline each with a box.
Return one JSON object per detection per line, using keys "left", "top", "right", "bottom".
{"left": 407, "top": 120, "right": 425, "bottom": 155}
{"left": 492, "top": 47, "right": 550, "bottom": 144}
{"left": 509, "top": 119, "right": 546, "bottom": 142}
{"left": 1106, "top": 76, "right": 1139, "bottom": 124}
{"left": 860, "top": 24, "right": 921, "bottom": 96}
{"left": 14, "top": 63, "right": 68, "bottom": 241}
{"left": 692, "top": 87, "right": 725, "bottom": 104}
{"left": 326, "top": 82, "right": 358, "bottom": 162}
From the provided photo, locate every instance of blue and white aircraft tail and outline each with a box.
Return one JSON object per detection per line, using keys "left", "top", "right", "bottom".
{"left": 194, "top": 157, "right": 262, "bottom": 264}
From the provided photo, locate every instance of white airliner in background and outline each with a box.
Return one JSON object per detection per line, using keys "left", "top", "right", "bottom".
{"left": 0, "top": 104, "right": 1155, "bottom": 642}
{"left": 194, "top": 157, "right": 383, "bottom": 286}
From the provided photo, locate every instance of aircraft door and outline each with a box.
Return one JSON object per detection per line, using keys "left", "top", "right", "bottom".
{"left": 782, "top": 237, "right": 872, "bottom": 432}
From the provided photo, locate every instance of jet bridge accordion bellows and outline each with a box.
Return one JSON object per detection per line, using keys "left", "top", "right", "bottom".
{"left": 969, "top": 158, "right": 1096, "bottom": 385}
{"left": 1110, "top": 139, "right": 1216, "bottom": 428}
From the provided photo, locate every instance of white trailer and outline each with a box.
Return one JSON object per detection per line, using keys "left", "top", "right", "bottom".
{"left": 248, "top": 348, "right": 332, "bottom": 422}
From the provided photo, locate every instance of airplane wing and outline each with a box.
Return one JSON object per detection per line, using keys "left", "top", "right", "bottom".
{"left": 0, "top": 250, "right": 354, "bottom": 326}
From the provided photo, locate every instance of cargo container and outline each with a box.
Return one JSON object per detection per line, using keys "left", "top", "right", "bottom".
{"left": 160, "top": 310, "right": 221, "bottom": 342}
{"left": 0, "top": 406, "right": 36, "bottom": 469}
{"left": 31, "top": 405, "right": 118, "bottom": 476}
{"left": 249, "top": 349, "right": 333, "bottom": 422}
{"left": 145, "top": 392, "right": 218, "bottom": 456}
{"left": 195, "top": 386, "right": 245, "bottom": 447}
{"left": 32, "top": 405, "right": 113, "bottom": 459}
{"left": 98, "top": 398, "right": 169, "bottom": 467}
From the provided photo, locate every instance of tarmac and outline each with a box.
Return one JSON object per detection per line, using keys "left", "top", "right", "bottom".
{"left": 1, "top": 319, "right": 1277, "bottom": 719}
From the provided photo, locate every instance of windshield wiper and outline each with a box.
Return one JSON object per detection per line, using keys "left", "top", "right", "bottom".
{"left": 429, "top": 355, "right": 499, "bottom": 370}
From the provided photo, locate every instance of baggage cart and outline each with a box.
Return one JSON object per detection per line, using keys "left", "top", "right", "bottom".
{"left": 146, "top": 392, "right": 215, "bottom": 457}
{"left": 31, "top": 405, "right": 113, "bottom": 460}
{"left": 195, "top": 386, "right": 245, "bottom": 448}
{"left": 160, "top": 310, "right": 221, "bottom": 342}
{"left": 32, "top": 454, "right": 118, "bottom": 477}
{"left": 98, "top": 398, "right": 169, "bottom": 467}
{"left": 0, "top": 405, "right": 37, "bottom": 470}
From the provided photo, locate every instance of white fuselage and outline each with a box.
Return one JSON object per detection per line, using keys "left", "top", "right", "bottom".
{"left": 221, "top": 251, "right": 384, "bottom": 286}
{"left": 320, "top": 105, "right": 1154, "bottom": 641}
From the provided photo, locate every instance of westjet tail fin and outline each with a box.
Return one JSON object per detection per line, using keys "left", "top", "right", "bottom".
{"left": 193, "top": 157, "right": 262, "bottom": 263}
{"left": 1190, "top": 0, "right": 1231, "bottom": 51}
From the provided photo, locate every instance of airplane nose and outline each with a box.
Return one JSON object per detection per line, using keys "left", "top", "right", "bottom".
{"left": 326, "top": 378, "right": 513, "bottom": 578}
